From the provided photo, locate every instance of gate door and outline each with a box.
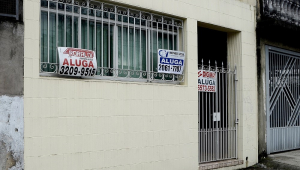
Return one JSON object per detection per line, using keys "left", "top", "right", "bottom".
{"left": 198, "top": 60, "right": 238, "bottom": 163}
{"left": 266, "top": 46, "right": 300, "bottom": 154}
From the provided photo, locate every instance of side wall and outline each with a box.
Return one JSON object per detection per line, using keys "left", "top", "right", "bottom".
{"left": 23, "top": 0, "right": 257, "bottom": 169}
{"left": 0, "top": 4, "right": 24, "bottom": 170}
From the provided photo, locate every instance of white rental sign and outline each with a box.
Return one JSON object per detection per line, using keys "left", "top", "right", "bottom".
{"left": 58, "top": 47, "right": 97, "bottom": 77}
{"left": 198, "top": 70, "right": 217, "bottom": 92}
{"left": 157, "top": 49, "right": 185, "bottom": 74}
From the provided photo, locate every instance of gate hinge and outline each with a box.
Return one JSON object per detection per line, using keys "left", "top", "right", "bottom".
{"left": 235, "top": 119, "right": 239, "bottom": 124}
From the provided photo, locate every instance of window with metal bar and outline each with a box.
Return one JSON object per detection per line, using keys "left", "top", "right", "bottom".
{"left": 0, "top": 0, "right": 19, "bottom": 20}
{"left": 40, "top": 0, "right": 184, "bottom": 82}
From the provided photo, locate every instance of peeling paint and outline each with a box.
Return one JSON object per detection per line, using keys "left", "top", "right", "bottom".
{"left": 0, "top": 96, "right": 24, "bottom": 170}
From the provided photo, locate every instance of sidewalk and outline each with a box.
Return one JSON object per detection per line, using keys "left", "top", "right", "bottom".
{"left": 243, "top": 149, "right": 300, "bottom": 170}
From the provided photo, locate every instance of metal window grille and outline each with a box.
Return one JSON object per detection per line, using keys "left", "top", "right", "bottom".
{"left": 40, "top": 0, "right": 184, "bottom": 83}
{"left": 0, "top": 0, "right": 19, "bottom": 20}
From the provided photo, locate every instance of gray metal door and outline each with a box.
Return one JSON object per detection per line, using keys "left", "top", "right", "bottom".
{"left": 266, "top": 46, "right": 300, "bottom": 154}
{"left": 198, "top": 60, "right": 238, "bottom": 163}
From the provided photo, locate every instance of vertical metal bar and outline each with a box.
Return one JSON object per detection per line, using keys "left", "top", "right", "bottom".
{"left": 162, "top": 17, "right": 164, "bottom": 49}
{"left": 72, "top": 0, "right": 74, "bottom": 47}
{"left": 198, "top": 90, "right": 199, "bottom": 162}
{"left": 101, "top": 3, "right": 103, "bottom": 75}
{"left": 94, "top": 7, "right": 96, "bottom": 51}
{"left": 234, "top": 65, "right": 238, "bottom": 158}
{"left": 56, "top": 0, "right": 58, "bottom": 62}
{"left": 47, "top": 1, "right": 50, "bottom": 63}
{"left": 139, "top": 11, "right": 142, "bottom": 75}
{"left": 202, "top": 70, "right": 204, "bottom": 162}
{"left": 212, "top": 64, "right": 215, "bottom": 160}
{"left": 225, "top": 64, "right": 228, "bottom": 158}
{"left": 134, "top": 13, "right": 136, "bottom": 71}
{"left": 128, "top": 9, "right": 130, "bottom": 75}
{"left": 177, "top": 27, "right": 179, "bottom": 50}
{"left": 266, "top": 46, "right": 271, "bottom": 154}
{"left": 172, "top": 19, "right": 174, "bottom": 50}
{"left": 151, "top": 14, "right": 153, "bottom": 77}
{"left": 215, "top": 61, "right": 218, "bottom": 160}
{"left": 222, "top": 63, "right": 224, "bottom": 159}
{"left": 108, "top": 7, "right": 111, "bottom": 69}
{"left": 87, "top": 1, "right": 89, "bottom": 50}
{"left": 114, "top": 5, "right": 118, "bottom": 73}
{"left": 167, "top": 23, "right": 169, "bottom": 49}
{"left": 208, "top": 61, "right": 211, "bottom": 161}
{"left": 201, "top": 60, "right": 205, "bottom": 162}
{"left": 79, "top": 4, "right": 81, "bottom": 48}
{"left": 64, "top": 2, "right": 66, "bottom": 46}
{"left": 121, "top": 9, "right": 124, "bottom": 69}
{"left": 205, "top": 91, "right": 208, "bottom": 162}
{"left": 147, "top": 20, "right": 150, "bottom": 80}
{"left": 182, "top": 21, "right": 184, "bottom": 52}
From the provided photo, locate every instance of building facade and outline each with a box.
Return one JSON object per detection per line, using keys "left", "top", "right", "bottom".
{"left": 1, "top": 0, "right": 258, "bottom": 169}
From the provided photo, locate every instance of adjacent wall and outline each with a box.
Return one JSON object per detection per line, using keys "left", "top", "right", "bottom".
{"left": 23, "top": 0, "right": 257, "bottom": 169}
{"left": 0, "top": 14, "right": 24, "bottom": 170}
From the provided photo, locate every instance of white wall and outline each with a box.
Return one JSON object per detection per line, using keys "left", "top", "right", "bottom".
{"left": 0, "top": 96, "right": 24, "bottom": 170}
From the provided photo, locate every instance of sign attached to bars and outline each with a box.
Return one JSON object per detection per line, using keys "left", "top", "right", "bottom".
{"left": 198, "top": 70, "right": 217, "bottom": 92}
{"left": 157, "top": 49, "right": 185, "bottom": 74}
{"left": 58, "top": 47, "right": 97, "bottom": 77}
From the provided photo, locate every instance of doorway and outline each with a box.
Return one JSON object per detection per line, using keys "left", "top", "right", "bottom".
{"left": 198, "top": 27, "right": 237, "bottom": 163}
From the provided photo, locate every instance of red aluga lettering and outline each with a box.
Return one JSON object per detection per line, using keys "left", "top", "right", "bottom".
{"left": 75, "top": 59, "right": 81, "bottom": 66}
{"left": 70, "top": 59, "right": 75, "bottom": 66}
{"left": 82, "top": 60, "right": 88, "bottom": 67}
{"left": 88, "top": 61, "right": 94, "bottom": 68}
{"left": 63, "top": 58, "right": 69, "bottom": 65}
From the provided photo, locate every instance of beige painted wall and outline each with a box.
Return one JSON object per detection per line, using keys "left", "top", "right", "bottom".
{"left": 23, "top": 0, "right": 257, "bottom": 169}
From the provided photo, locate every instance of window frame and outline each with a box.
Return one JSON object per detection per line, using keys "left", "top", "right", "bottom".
{"left": 39, "top": 0, "right": 185, "bottom": 84}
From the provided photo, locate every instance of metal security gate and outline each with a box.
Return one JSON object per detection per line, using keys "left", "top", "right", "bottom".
{"left": 198, "top": 60, "right": 238, "bottom": 163}
{"left": 266, "top": 46, "right": 300, "bottom": 154}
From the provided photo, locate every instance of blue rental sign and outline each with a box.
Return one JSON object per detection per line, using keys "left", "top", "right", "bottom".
{"left": 157, "top": 49, "right": 185, "bottom": 74}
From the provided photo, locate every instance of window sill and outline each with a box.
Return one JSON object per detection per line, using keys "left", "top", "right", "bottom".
{"left": 199, "top": 159, "right": 244, "bottom": 170}
{"left": 39, "top": 72, "right": 182, "bottom": 85}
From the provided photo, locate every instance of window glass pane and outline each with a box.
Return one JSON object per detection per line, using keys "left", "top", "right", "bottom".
{"left": 152, "top": 30, "right": 157, "bottom": 72}
{"left": 102, "top": 24, "right": 114, "bottom": 76}
{"left": 50, "top": 1, "right": 56, "bottom": 9}
{"left": 89, "top": 21, "right": 94, "bottom": 50}
{"left": 74, "top": 17, "right": 78, "bottom": 48}
{"left": 96, "top": 23, "right": 102, "bottom": 74}
{"left": 129, "top": 28, "right": 134, "bottom": 70}
{"left": 81, "top": 19, "right": 87, "bottom": 49}
{"left": 41, "top": 11, "right": 48, "bottom": 64}
{"left": 58, "top": 14, "right": 64, "bottom": 47}
{"left": 118, "top": 26, "right": 123, "bottom": 69}
{"left": 81, "top": 8, "right": 88, "bottom": 15}
{"left": 58, "top": 3, "right": 64, "bottom": 11}
{"left": 41, "top": 0, "right": 48, "bottom": 8}
{"left": 49, "top": 13, "right": 56, "bottom": 64}
{"left": 66, "top": 16, "right": 72, "bottom": 47}
{"left": 141, "top": 30, "right": 147, "bottom": 72}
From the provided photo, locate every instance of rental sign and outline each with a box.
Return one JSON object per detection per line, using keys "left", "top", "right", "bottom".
{"left": 157, "top": 49, "right": 185, "bottom": 74}
{"left": 58, "top": 47, "right": 97, "bottom": 77}
{"left": 198, "top": 70, "right": 217, "bottom": 92}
